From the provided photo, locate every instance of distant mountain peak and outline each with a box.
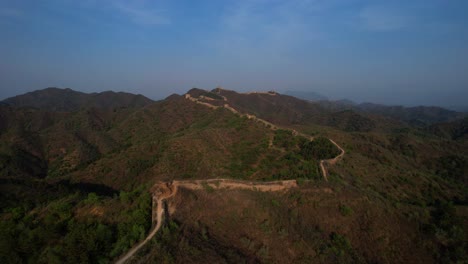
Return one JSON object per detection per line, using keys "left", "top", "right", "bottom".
{"left": 211, "top": 87, "right": 233, "bottom": 94}
{"left": 243, "top": 90, "right": 278, "bottom": 95}
{"left": 284, "top": 90, "right": 328, "bottom": 101}
{"left": 2, "top": 87, "right": 154, "bottom": 112}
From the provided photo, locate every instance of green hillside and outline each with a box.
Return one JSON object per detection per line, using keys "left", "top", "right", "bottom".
{"left": 0, "top": 88, "right": 467, "bottom": 263}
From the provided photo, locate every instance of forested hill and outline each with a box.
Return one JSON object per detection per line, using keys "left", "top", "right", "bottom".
{"left": 0, "top": 87, "right": 467, "bottom": 263}
{"left": 2, "top": 87, "right": 154, "bottom": 111}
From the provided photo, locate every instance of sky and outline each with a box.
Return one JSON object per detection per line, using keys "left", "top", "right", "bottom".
{"left": 1, "top": 0, "right": 467, "bottom": 107}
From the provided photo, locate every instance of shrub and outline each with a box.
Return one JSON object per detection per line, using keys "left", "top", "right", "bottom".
{"left": 273, "top": 129, "right": 296, "bottom": 150}
{"left": 300, "top": 137, "right": 340, "bottom": 160}
{"left": 329, "top": 232, "right": 352, "bottom": 257}
{"left": 84, "top": 192, "right": 100, "bottom": 204}
{"left": 339, "top": 205, "right": 353, "bottom": 216}
{"left": 202, "top": 182, "right": 215, "bottom": 193}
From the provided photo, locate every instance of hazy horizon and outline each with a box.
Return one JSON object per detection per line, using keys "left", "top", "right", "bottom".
{"left": 1, "top": 0, "right": 467, "bottom": 108}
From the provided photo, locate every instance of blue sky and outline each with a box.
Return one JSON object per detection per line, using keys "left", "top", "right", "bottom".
{"left": 1, "top": 0, "right": 467, "bottom": 107}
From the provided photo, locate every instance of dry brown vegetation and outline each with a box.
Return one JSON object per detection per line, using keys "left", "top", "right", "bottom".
{"left": 131, "top": 185, "right": 433, "bottom": 263}
{"left": 0, "top": 88, "right": 467, "bottom": 263}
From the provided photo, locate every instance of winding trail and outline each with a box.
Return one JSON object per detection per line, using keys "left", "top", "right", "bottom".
{"left": 114, "top": 205, "right": 162, "bottom": 264}
{"left": 185, "top": 93, "right": 346, "bottom": 181}
{"left": 115, "top": 179, "right": 297, "bottom": 264}
{"left": 319, "top": 139, "right": 345, "bottom": 181}
{"left": 115, "top": 93, "right": 346, "bottom": 263}
{"left": 115, "top": 182, "right": 176, "bottom": 264}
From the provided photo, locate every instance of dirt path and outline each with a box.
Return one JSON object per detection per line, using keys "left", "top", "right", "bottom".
{"left": 115, "top": 179, "right": 296, "bottom": 264}
{"left": 114, "top": 203, "right": 163, "bottom": 264}
{"left": 115, "top": 94, "right": 346, "bottom": 263}
{"left": 175, "top": 178, "right": 297, "bottom": 192}
{"left": 185, "top": 94, "right": 345, "bottom": 181}
{"left": 319, "top": 138, "right": 346, "bottom": 180}
{"left": 327, "top": 139, "right": 345, "bottom": 165}
{"left": 115, "top": 182, "right": 177, "bottom": 264}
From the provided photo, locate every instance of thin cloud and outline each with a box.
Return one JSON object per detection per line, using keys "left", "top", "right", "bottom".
{"left": 358, "top": 5, "right": 412, "bottom": 32}
{"left": 113, "top": 1, "right": 170, "bottom": 26}
{"left": 65, "top": 0, "right": 171, "bottom": 26}
{"left": 219, "top": 0, "right": 321, "bottom": 51}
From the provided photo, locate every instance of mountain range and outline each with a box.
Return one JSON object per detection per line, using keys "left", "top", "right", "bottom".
{"left": 0, "top": 87, "right": 466, "bottom": 263}
{"left": 283, "top": 90, "right": 329, "bottom": 101}
{"left": 2, "top": 87, "right": 153, "bottom": 112}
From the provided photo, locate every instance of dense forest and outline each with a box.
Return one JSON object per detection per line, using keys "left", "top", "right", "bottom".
{"left": 0, "top": 185, "right": 151, "bottom": 263}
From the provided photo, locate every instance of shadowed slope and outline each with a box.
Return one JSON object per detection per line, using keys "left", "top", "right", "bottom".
{"left": 2, "top": 87, "right": 154, "bottom": 111}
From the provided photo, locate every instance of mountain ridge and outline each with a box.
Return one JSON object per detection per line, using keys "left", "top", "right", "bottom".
{"left": 284, "top": 90, "right": 328, "bottom": 101}
{"left": 316, "top": 98, "right": 465, "bottom": 125}
{"left": 0, "top": 87, "right": 467, "bottom": 263}
{"left": 2, "top": 87, "right": 154, "bottom": 112}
